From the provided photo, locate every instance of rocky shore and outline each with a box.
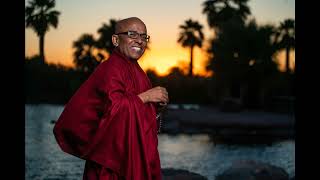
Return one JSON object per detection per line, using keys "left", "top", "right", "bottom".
{"left": 215, "top": 160, "right": 292, "bottom": 180}
{"left": 162, "top": 160, "right": 294, "bottom": 180}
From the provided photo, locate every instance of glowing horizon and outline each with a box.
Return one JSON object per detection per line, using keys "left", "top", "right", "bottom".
{"left": 25, "top": 0, "right": 295, "bottom": 76}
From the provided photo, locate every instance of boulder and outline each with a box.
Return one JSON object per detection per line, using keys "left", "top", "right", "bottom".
{"left": 215, "top": 160, "right": 289, "bottom": 180}
{"left": 162, "top": 168, "right": 207, "bottom": 180}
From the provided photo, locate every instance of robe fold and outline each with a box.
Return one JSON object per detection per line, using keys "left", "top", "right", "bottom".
{"left": 53, "top": 49, "right": 161, "bottom": 180}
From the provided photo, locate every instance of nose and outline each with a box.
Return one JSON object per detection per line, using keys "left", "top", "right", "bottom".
{"left": 135, "top": 36, "right": 143, "bottom": 44}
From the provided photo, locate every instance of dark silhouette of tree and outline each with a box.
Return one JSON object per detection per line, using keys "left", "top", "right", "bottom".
{"left": 250, "top": 23, "right": 279, "bottom": 74}
{"left": 146, "top": 69, "right": 161, "bottom": 86}
{"left": 206, "top": 17, "right": 280, "bottom": 107}
{"left": 73, "top": 34, "right": 104, "bottom": 74}
{"left": 201, "top": 0, "right": 251, "bottom": 104}
{"left": 241, "top": 21, "right": 280, "bottom": 108}
{"left": 96, "top": 19, "right": 118, "bottom": 54}
{"left": 206, "top": 17, "right": 246, "bottom": 103}
{"left": 202, "top": 0, "right": 287, "bottom": 108}
{"left": 25, "top": 55, "right": 86, "bottom": 104}
{"left": 25, "top": 0, "right": 60, "bottom": 63}
{"left": 178, "top": 19, "right": 204, "bottom": 77}
{"left": 72, "top": 19, "right": 119, "bottom": 76}
{"left": 168, "top": 67, "right": 186, "bottom": 77}
{"left": 202, "top": 0, "right": 250, "bottom": 32}
{"left": 275, "top": 19, "right": 295, "bottom": 74}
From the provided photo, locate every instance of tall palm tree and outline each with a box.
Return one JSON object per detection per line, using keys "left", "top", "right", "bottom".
{"left": 206, "top": 18, "right": 280, "bottom": 105}
{"left": 275, "top": 19, "right": 295, "bottom": 74}
{"left": 25, "top": 0, "right": 60, "bottom": 63}
{"left": 178, "top": 19, "right": 204, "bottom": 77}
{"left": 202, "top": 0, "right": 250, "bottom": 31}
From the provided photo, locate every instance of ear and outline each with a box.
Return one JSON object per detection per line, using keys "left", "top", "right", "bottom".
{"left": 112, "top": 35, "right": 119, "bottom": 47}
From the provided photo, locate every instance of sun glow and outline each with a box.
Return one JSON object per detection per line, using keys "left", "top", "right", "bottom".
{"left": 25, "top": 0, "right": 294, "bottom": 78}
{"left": 138, "top": 43, "right": 211, "bottom": 77}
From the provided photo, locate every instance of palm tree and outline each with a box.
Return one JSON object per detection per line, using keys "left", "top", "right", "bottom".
{"left": 178, "top": 19, "right": 204, "bottom": 77}
{"left": 73, "top": 34, "right": 103, "bottom": 74}
{"left": 25, "top": 0, "right": 60, "bottom": 63}
{"left": 275, "top": 19, "right": 295, "bottom": 74}
{"left": 202, "top": 0, "right": 250, "bottom": 31}
{"left": 96, "top": 19, "right": 118, "bottom": 55}
{"left": 205, "top": 18, "right": 280, "bottom": 106}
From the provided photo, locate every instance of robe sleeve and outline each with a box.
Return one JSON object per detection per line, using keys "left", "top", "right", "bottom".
{"left": 53, "top": 60, "right": 157, "bottom": 179}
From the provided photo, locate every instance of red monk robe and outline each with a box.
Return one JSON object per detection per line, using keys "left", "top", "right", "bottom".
{"left": 53, "top": 49, "right": 161, "bottom": 180}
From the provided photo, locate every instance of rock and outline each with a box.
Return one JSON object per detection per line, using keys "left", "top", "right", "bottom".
{"left": 215, "top": 160, "right": 289, "bottom": 180}
{"left": 162, "top": 168, "right": 207, "bottom": 180}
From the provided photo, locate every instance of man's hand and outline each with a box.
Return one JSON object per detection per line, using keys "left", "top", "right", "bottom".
{"left": 138, "top": 86, "right": 169, "bottom": 104}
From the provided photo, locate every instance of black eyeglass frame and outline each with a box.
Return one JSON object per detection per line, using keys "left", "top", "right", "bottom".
{"left": 115, "top": 31, "right": 150, "bottom": 42}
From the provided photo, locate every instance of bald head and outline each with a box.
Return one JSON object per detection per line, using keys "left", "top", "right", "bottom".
{"left": 115, "top": 17, "right": 147, "bottom": 34}
{"left": 112, "top": 17, "right": 148, "bottom": 61}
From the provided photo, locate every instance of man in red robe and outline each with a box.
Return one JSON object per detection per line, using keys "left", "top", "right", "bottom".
{"left": 53, "top": 17, "right": 169, "bottom": 180}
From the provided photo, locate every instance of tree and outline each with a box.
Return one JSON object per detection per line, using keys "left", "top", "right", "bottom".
{"left": 202, "top": 0, "right": 252, "bottom": 105}
{"left": 275, "top": 19, "right": 295, "bottom": 74}
{"left": 25, "top": 0, "right": 60, "bottom": 63}
{"left": 73, "top": 19, "right": 119, "bottom": 75}
{"left": 178, "top": 19, "right": 204, "bottom": 77}
{"left": 73, "top": 34, "right": 103, "bottom": 74}
{"left": 202, "top": 0, "right": 250, "bottom": 32}
{"left": 96, "top": 19, "right": 118, "bottom": 55}
{"left": 205, "top": 17, "right": 280, "bottom": 107}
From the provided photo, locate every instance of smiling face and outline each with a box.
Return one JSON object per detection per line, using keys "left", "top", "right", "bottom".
{"left": 112, "top": 17, "right": 148, "bottom": 61}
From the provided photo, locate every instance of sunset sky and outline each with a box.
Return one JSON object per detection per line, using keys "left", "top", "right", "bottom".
{"left": 25, "top": 0, "right": 295, "bottom": 76}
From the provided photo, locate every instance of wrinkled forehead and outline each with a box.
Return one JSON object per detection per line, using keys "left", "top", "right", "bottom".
{"left": 115, "top": 18, "right": 147, "bottom": 33}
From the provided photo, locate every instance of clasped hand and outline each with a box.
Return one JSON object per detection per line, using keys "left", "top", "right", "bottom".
{"left": 138, "top": 86, "right": 169, "bottom": 105}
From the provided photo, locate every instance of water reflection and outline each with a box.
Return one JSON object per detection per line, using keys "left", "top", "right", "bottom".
{"left": 25, "top": 104, "right": 294, "bottom": 180}
{"left": 159, "top": 134, "right": 294, "bottom": 179}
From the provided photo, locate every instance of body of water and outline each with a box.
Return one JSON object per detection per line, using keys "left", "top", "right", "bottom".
{"left": 26, "top": 104, "right": 295, "bottom": 180}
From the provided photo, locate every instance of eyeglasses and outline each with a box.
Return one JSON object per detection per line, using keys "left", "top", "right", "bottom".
{"left": 115, "top": 31, "right": 150, "bottom": 42}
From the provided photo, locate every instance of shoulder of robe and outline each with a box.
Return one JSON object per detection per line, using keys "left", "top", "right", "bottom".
{"left": 94, "top": 55, "right": 129, "bottom": 81}
{"left": 101, "top": 55, "right": 128, "bottom": 70}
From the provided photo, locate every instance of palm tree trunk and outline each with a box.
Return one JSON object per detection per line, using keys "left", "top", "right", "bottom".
{"left": 286, "top": 46, "right": 290, "bottom": 74}
{"left": 39, "top": 34, "right": 45, "bottom": 63}
{"left": 189, "top": 46, "right": 194, "bottom": 77}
